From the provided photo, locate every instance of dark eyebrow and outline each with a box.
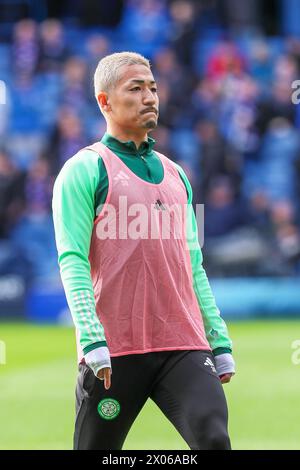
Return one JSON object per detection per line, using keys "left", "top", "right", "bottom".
{"left": 128, "top": 79, "right": 157, "bottom": 85}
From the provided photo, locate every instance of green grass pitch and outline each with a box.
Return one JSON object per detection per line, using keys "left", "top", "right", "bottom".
{"left": 0, "top": 320, "right": 300, "bottom": 449}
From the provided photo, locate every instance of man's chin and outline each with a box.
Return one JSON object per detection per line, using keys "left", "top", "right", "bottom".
{"left": 143, "top": 119, "right": 158, "bottom": 130}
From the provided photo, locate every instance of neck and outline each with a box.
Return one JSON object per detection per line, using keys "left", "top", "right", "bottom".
{"left": 106, "top": 123, "right": 149, "bottom": 150}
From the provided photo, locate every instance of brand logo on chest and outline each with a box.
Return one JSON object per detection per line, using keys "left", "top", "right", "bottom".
{"left": 154, "top": 199, "right": 167, "bottom": 210}
{"left": 113, "top": 170, "right": 130, "bottom": 186}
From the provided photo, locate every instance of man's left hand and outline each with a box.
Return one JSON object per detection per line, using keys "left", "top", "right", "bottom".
{"left": 214, "top": 353, "right": 235, "bottom": 384}
{"left": 219, "top": 373, "right": 234, "bottom": 384}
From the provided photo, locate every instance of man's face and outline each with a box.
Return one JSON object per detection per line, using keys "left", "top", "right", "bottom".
{"left": 103, "top": 64, "right": 159, "bottom": 132}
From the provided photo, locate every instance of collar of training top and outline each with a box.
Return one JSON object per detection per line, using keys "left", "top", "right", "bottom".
{"left": 101, "top": 132, "right": 156, "bottom": 156}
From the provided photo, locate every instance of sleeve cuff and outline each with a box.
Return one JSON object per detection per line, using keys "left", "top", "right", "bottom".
{"left": 213, "top": 347, "right": 232, "bottom": 357}
{"left": 83, "top": 341, "right": 107, "bottom": 355}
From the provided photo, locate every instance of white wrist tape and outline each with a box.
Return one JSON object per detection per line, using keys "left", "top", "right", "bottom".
{"left": 84, "top": 346, "right": 111, "bottom": 378}
{"left": 214, "top": 353, "right": 235, "bottom": 377}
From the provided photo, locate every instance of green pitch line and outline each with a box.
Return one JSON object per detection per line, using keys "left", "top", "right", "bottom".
{"left": 0, "top": 321, "right": 300, "bottom": 449}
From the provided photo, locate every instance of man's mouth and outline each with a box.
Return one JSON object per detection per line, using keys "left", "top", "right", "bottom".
{"left": 141, "top": 109, "right": 157, "bottom": 115}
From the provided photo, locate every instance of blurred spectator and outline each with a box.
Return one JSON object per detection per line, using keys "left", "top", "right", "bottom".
{"left": 45, "top": 108, "right": 86, "bottom": 174}
{"left": 194, "top": 119, "right": 241, "bottom": 200}
{"left": 270, "top": 201, "right": 300, "bottom": 273}
{"left": 273, "top": 55, "right": 298, "bottom": 84}
{"left": 153, "top": 78, "right": 178, "bottom": 129}
{"left": 249, "top": 40, "right": 273, "bottom": 92}
{"left": 168, "top": 0, "right": 199, "bottom": 67}
{"left": 61, "top": 57, "right": 89, "bottom": 113}
{"left": 120, "top": 0, "right": 170, "bottom": 54}
{"left": 12, "top": 19, "right": 39, "bottom": 82}
{"left": 24, "top": 158, "right": 54, "bottom": 214}
{"left": 258, "top": 118, "right": 300, "bottom": 204}
{"left": 171, "top": 128, "right": 199, "bottom": 186}
{"left": 189, "top": 78, "right": 220, "bottom": 123}
{"left": 218, "top": 74, "right": 260, "bottom": 156}
{"left": 85, "top": 33, "right": 111, "bottom": 71}
{"left": 11, "top": 212, "right": 58, "bottom": 280}
{"left": 256, "top": 82, "right": 297, "bottom": 134}
{"left": 0, "top": 150, "right": 25, "bottom": 238}
{"left": 38, "top": 19, "right": 69, "bottom": 73}
{"left": 85, "top": 34, "right": 111, "bottom": 107}
{"left": 204, "top": 175, "right": 247, "bottom": 237}
{"left": 153, "top": 47, "right": 189, "bottom": 90}
{"left": 286, "top": 37, "right": 300, "bottom": 72}
{"left": 256, "top": 55, "right": 299, "bottom": 134}
{"left": 10, "top": 158, "right": 57, "bottom": 280}
{"left": 153, "top": 47, "right": 195, "bottom": 125}
{"left": 202, "top": 175, "right": 268, "bottom": 276}
{"left": 205, "top": 41, "right": 246, "bottom": 80}
{"left": 10, "top": 72, "right": 43, "bottom": 136}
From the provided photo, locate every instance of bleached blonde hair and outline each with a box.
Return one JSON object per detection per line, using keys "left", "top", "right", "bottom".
{"left": 94, "top": 51, "right": 151, "bottom": 102}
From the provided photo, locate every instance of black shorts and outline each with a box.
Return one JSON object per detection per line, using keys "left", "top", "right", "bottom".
{"left": 73, "top": 349, "right": 231, "bottom": 450}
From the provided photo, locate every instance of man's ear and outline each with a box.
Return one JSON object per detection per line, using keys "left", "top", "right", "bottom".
{"left": 97, "top": 92, "right": 110, "bottom": 112}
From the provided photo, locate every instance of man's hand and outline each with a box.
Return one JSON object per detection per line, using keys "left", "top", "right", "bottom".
{"left": 214, "top": 353, "right": 235, "bottom": 385}
{"left": 219, "top": 373, "right": 234, "bottom": 384}
{"left": 97, "top": 367, "right": 112, "bottom": 390}
{"left": 84, "top": 346, "right": 112, "bottom": 389}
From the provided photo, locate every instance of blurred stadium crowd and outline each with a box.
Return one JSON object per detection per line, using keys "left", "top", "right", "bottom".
{"left": 0, "top": 0, "right": 300, "bottom": 283}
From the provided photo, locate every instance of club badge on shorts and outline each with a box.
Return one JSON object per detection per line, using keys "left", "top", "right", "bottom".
{"left": 97, "top": 398, "right": 121, "bottom": 420}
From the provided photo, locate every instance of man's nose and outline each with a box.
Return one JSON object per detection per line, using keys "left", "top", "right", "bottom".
{"left": 143, "top": 88, "right": 156, "bottom": 104}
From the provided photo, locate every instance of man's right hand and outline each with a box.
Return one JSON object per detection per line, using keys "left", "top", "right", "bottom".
{"left": 84, "top": 346, "right": 112, "bottom": 389}
{"left": 97, "top": 367, "right": 112, "bottom": 390}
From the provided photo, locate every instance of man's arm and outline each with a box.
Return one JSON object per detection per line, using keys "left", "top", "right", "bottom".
{"left": 52, "top": 150, "right": 111, "bottom": 387}
{"left": 174, "top": 163, "right": 235, "bottom": 381}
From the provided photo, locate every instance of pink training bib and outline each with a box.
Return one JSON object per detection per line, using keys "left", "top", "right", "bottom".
{"left": 77, "top": 142, "right": 210, "bottom": 362}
